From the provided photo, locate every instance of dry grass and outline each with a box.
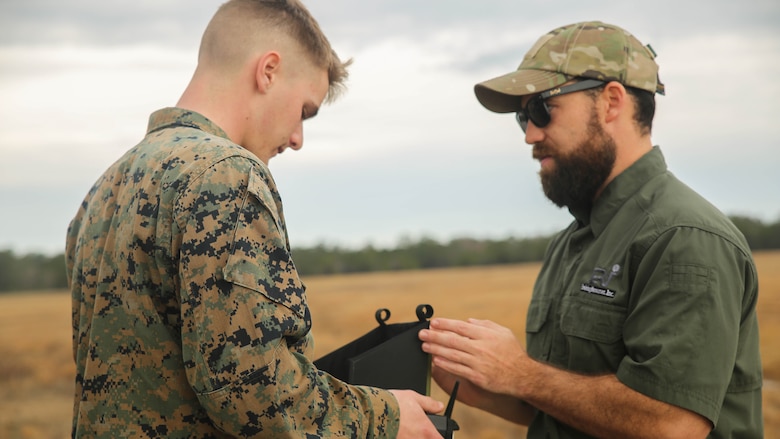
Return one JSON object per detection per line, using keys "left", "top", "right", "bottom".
{"left": 756, "top": 251, "right": 780, "bottom": 436}
{"left": 0, "top": 292, "right": 74, "bottom": 439}
{"left": 1, "top": 251, "right": 777, "bottom": 438}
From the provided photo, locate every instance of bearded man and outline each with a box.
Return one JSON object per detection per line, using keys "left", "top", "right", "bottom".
{"left": 419, "top": 21, "right": 763, "bottom": 439}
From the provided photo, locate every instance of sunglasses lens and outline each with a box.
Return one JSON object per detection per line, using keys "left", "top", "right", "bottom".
{"left": 515, "top": 111, "right": 529, "bottom": 132}
{"left": 527, "top": 97, "right": 550, "bottom": 128}
{"left": 516, "top": 97, "right": 550, "bottom": 132}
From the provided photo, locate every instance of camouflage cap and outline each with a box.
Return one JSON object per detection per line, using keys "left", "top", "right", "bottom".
{"left": 475, "top": 21, "right": 665, "bottom": 113}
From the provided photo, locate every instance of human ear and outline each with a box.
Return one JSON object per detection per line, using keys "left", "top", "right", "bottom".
{"left": 255, "top": 51, "right": 281, "bottom": 93}
{"left": 603, "top": 82, "right": 627, "bottom": 124}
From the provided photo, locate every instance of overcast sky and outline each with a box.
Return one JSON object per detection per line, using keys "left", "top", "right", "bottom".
{"left": 1, "top": 0, "right": 779, "bottom": 255}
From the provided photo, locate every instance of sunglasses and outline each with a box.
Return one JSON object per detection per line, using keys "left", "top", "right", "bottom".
{"left": 515, "top": 79, "right": 606, "bottom": 132}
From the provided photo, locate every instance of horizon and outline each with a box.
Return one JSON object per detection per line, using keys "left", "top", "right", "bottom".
{"left": 1, "top": 0, "right": 778, "bottom": 256}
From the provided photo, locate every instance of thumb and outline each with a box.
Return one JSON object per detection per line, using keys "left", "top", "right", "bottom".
{"left": 390, "top": 389, "right": 445, "bottom": 414}
{"left": 416, "top": 394, "right": 445, "bottom": 414}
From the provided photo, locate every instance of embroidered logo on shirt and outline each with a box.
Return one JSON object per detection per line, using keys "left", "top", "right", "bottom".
{"left": 581, "top": 264, "right": 621, "bottom": 298}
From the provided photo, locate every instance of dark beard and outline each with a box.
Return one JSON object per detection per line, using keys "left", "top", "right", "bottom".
{"left": 537, "top": 113, "right": 617, "bottom": 211}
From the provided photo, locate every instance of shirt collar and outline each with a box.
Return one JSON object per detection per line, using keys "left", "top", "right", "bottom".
{"left": 585, "top": 146, "right": 668, "bottom": 237}
{"left": 146, "top": 107, "right": 230, "bottom": 140}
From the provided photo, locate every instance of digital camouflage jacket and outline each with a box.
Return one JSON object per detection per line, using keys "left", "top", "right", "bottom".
{"left": 66, "top": 108, "right": 400, "bottom": 438}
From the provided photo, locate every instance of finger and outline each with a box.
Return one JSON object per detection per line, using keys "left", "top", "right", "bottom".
{"left": 422, "top": 341, "right": 474, "bottom": 366}
{"left": 467, "top": 318, "right": 499, "bottom": 329}
{"left": 431, "top": 354, "right": 481, "bottom": 385}
{"left": 390, "top": 390, "right": 445, "bottom": 414}
{"left": 429, "top": 318, "right": 477, "bottom": 336}
{"left": 431, "top": 365, "right": 474, "bottom": 399}
{"left": 421, "top": 327, "right": 481, "bottom": 359}
{"left": 417, "top": 394, "right": 445, "bottom": 414}
{"left": 429, "top": 318, "right": 472, "bottom": 332}
{"left": 419, "top": 328, "right": 464, "bottom": 350}
{"left": 468, "top": 319, "right": 514, "bottom": 337}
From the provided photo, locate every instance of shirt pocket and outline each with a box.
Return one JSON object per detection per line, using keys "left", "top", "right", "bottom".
{"left": 525, "top": 297, "right": 553, "bottom": 362}
{"left": 559, "top": 295, "right": 626, "bottom": 373}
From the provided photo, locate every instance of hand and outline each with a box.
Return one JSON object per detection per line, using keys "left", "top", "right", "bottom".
{"left": 419, "top": 318, "right": 528, "bottom": 397}
{"left": 389, "top": 389, "right": 444, "bottom": 439}
{"left": 430, "top": 363, "right": 534, "bottom": 425}
{"left": 429, "top": 362, "right": 499, "bottom": 410}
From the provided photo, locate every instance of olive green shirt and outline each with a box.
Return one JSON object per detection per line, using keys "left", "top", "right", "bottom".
{"left": 525, "top": 147, "right": 762, "bottom": 438}
{"left": 67, "top": 108, "right": 400, "bottom": 438}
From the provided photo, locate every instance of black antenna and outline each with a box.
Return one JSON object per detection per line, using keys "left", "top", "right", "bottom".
{"left": 445, "top": 380, "right": 459, "bottom": 418}
{"left": 427, "top": 380, "right": 461, "bottom": 437}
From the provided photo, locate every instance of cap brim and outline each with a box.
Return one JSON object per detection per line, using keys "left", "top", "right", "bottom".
{"left": 474, "top": 69, "right": 570, "bottom": 113}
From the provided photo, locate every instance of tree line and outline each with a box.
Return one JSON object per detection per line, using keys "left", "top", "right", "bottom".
{"left": 2, "top": 215, "right": 778, "bottom": 293}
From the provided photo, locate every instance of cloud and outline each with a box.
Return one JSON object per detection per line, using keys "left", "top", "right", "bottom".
{"left": 658, "top": 31, "right": 780, "bottom": 140}
{"left": 5, "top": 0, "right": 778, "bottom": 48}
{"left": 0, "top": 44, "right": 195, "bottom": 186}
{"left": 0, "top": 0, "right": 213, "bottom": 47}
{"left": 1, "top": 0, "right": 778, "bottom": 255}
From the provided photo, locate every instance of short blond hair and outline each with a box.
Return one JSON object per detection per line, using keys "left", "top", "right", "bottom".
{"left": 200, "top": 0, "right": 351, "bottom": 102}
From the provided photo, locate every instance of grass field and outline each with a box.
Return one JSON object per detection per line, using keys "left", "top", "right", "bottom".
{"left": 1, "top": 251, "right": 778, "bottom": 438}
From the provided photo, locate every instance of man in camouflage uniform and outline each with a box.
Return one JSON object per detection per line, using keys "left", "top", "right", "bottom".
{"left": 419, "top": 21, "right": 763, "bottom": 438}
{"left": 66, "top": 1, "right": 443, "bottom": 437}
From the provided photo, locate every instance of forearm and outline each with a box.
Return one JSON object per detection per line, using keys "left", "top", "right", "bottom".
{"left": 193, "top": 350, "right": 400, "bottom": 437}
{"left": 474, "top": 389, "right": 536, "bottom": 426}
{"left": 421, "top": 316, "right": 714, "bottom": 438}
{"left": 431, "top": 365, "right": 535, "bottom": 426}
{"left": 516, "top": 359, "right": 710, "bottom": 439}
{"left": 181, "top": 275, "right": 401, "bottom": 437}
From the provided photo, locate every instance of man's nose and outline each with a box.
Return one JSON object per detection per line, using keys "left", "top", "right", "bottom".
{"left": 289, "top": 123, "right": 303, "bottom": 150}
{"left": 524, "top": 121, "right": 544, "bottom": 145}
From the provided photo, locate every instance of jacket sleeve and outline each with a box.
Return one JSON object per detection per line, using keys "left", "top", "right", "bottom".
{"left": 175, "top": 157, "right": 400, "bottom": 437}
